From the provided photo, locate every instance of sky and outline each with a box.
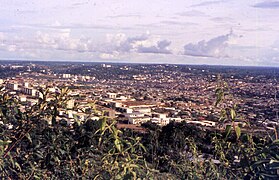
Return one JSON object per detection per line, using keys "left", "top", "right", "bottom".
{"left": 0, "top": 0, "right": 279, "bottom": 66}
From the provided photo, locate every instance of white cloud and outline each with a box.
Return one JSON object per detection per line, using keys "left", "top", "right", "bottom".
{"left": 106, "top": 33, "right": 126, "bottom": 45}
{"left": 176, "top": 10, "right": 207, "bottom": 17}
{"left": 118, "top": 33, "right": 150, "bottom": 52}
{"left": 51, "top": 20, "right": 62, "bottom": 27}
{"left": 0, "top": 32, "right": 4, "bottom": 41}
{"left": 35, "top": 30, "right": 95, "bottom": 52}
{"left": 137, "top": 40, "right": 172, "bottom": 54}
{"left": 99, "top": 51, "right": 120, "bottom": 60}
{"left": 183, "top": 30, "right": 237, "bottom": 58}
{"left": 190, "top": 0, "right": 224, "bottom": 7}
{"left": 104, "top": 32, "right": 172, "bottom": 55}
{"left": 1, "top": 30, "right": 173, "bottom": 61}
{"left": 7, "top": 45, "right": 17, "bottom": 52}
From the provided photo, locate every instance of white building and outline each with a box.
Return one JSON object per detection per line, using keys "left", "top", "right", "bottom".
{"left": 62, "top": 74, "right": 71, "bottom": 78}
{"left": 151, "top": 118, "right": 170, "bottom": 126}
{"left": 67, "top": 99, "right": 75, "bottom": 109}
{"left": 118, "top": 107, "right": 133, "bottom": 113}
{"left": 24, "top": 82, "right": 29, "bottom": 88}
{"left": 19, "top": 96, "right": 27, "bottom": 102}
{"left": 22, "top": 87, "right": 37, "bottom": 96}
{"left": 125, "top": 112, "right": 150, "bottom": 124}
{"left": 6, "top": 83, "right": 18, "bottom": 91}
{"left": 133, "top": 107, "right": 151, "bottom": 114}
{"left": 128, "top": 116, "right": 150, "bottom": 125}
{"left": 107, "top": 93, "right": 117, "bottom": 99}
{"left": 185, "top": 120, "right": 216, "bottom": 127}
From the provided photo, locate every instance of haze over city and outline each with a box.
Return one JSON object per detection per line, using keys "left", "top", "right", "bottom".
{"left": 0, "top": 0, "right": 279, "bottom": 66}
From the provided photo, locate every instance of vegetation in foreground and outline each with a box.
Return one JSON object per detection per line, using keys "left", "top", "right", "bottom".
{"left": 0, "top": 86, "right": 279, "bottom": 179}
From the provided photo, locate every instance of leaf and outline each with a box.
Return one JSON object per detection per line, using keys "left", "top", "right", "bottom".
{"left": 215, "top": 88, "right": 222, "bottom": 94}
{"left": 230, "top": 108, "right": 236, "bottom": 120}
{"left": 260, "top": 173, "right": 279, "bottom": 178}
{"left": 93, "top": 175, "right": 101, "bottom": 180}
{"left": 131, "top": 171, "right": 137, "bottom": 178}
{"left": 59, "top": 149, "right": 66, "bottom": 155}
{"left": 273, "top": 139, "right": 279, "bottom": 144}
{"left": 25, "top": 133, "right": 32, "bottom": 143}
{"left": 215, "top": 88, "right": 224, "bottom": 107}
{"left": 235, "top": 126, "right": 241, "bottom": 139}
{"left": 112, "top": 126, "right": 118, "bottom": 138}
{"left": 54, "top": 156, "right": 61, "bottom": 165}
{"left": 34, "top": 175, "right": 41, "bottom": 180}
{"left": 114, "top": 139, "right": 122, "bottom": 153}
{"left": 139, "top": 143, "right": 146, "bottom": 152}
{"left": 217, "top": 93, "right": 224, "bottom": 106}
{"left": 34, "top": 151, "right": 44, "bottom": 159}
{"left": 129, "top": 164, "right": 139, "bottom": 168}
{"left": 225, "top": 125, "right": 232, "bottom": 139}
{"left": 13, "top": 107, "right": 19, "bottom": 114}
{"left": 100, "top": 119, "right": 106, "bottom": 131}
{"left": 15, "top": 162, "right": 21, "bottom": 171}
{"left": 0, "top": 140, "right": 12, "bottom": 146}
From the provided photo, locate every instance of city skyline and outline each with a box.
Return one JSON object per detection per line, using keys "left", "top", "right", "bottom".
{"left": 0, "top": 0, "right": 279, "bottom": 66}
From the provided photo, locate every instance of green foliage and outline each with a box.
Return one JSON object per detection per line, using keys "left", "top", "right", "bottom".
{"left": 215, "top": 78, "right": 242, "bottom": 140}
{"left": 0, "top": 85, "right": 279, "bottom": 179}
{"left": 94, "top": 119, "right": 152, "bottom": 179}
{"left": 0, "top": 88, "right": 153, "bottom": 179}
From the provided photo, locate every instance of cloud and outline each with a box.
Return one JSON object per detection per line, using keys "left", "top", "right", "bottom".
{"left": 99, "top": 51, "right": 120, "bottom": 60}
{"left": 17, "top": 10, "right": 38, "bottom": 14}
{"left": 0, "top": 32, "right": 4, "bottom": 41}
{"left": 0, "top": 33, "right": 21, "bottom": 52}
{"left": 70, "top": 1, "right": 97, "bottom": 9}
{"left": 107, "top": 14, "right": 141, "bottom": 19}
{"left": 190, "top": 0, "right": 224, "bottom": 7}
{"left": 13, "top": 22, "right": 117, "bottom": 31}
{"left": 176, "top": 10, "right": 207, "bottom": 17}
{"left": 0, "top": 30, "right": 172, "bottom": 61}
{"left": 35, "top": 30, "right": 95, "bottom": 52}
{"left": 272, "top": 39, "right": 279, "bottom": 48}
{"left": 137, "top": 40, "right": 172, "bottom": 54}
{"left": 118, "top": 33, "right": 150, "bottom": 52}
{"left": 253, "top": 1, "right": 279, "bottom": 8}
{"left": 252, "top": 47, "right": 279, "bottom": 66}
{"left": 136, "top": 20, "right": 197, "bottom": 29}
{"left": 72, "top": 1, "right": 89, "bottom": 7}
{"left": 117, "top": 34, "right": 172, "bottom": 54}
{"left": 160, "top": 21, "right": 197, "bottom": 26}
{"left": 183, "top": 30, "right": 236, "bottom": 58}
{"left": 103, "top": 32, "right": 172, "bottom": 55}
{"left": 7, "top": 45, "right": 16, "bottom": 52}
{"left": 210, "top": 17, "right": 234, "bottom": 23}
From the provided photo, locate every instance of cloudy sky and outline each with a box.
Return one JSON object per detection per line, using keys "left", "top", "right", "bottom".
{"left": 0, "top": 0, "right": 279, "bottom": 66}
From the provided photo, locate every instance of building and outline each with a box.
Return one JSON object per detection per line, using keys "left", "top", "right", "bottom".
{"left": 67, "top": 99, "right": 75, "bottom": 109}
{"left": 107, "top": 93, "right": 117, "bottom": 99}
{"left": 6, "top": 83, "right": 18, "bottom": 91}
{"left": 124, "top": 112, "right": 148, "bottom": 124}
{"left": 62, "top": 74, "right": 71, "bottom": 78}
{"left": 22, "top": 87, "right": 37, "bottom": 96}
{"left": 24, "top": 82, "right": 29, "bottom": 88}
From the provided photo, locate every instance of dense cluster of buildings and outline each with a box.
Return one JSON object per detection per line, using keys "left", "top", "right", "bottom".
{"left": 0, "top": 62, "right": 278, "bottom": 131}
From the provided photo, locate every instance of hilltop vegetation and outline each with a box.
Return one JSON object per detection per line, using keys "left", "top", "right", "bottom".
{"left": 0, "top": 87, "right": 279, "bottom": 179}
